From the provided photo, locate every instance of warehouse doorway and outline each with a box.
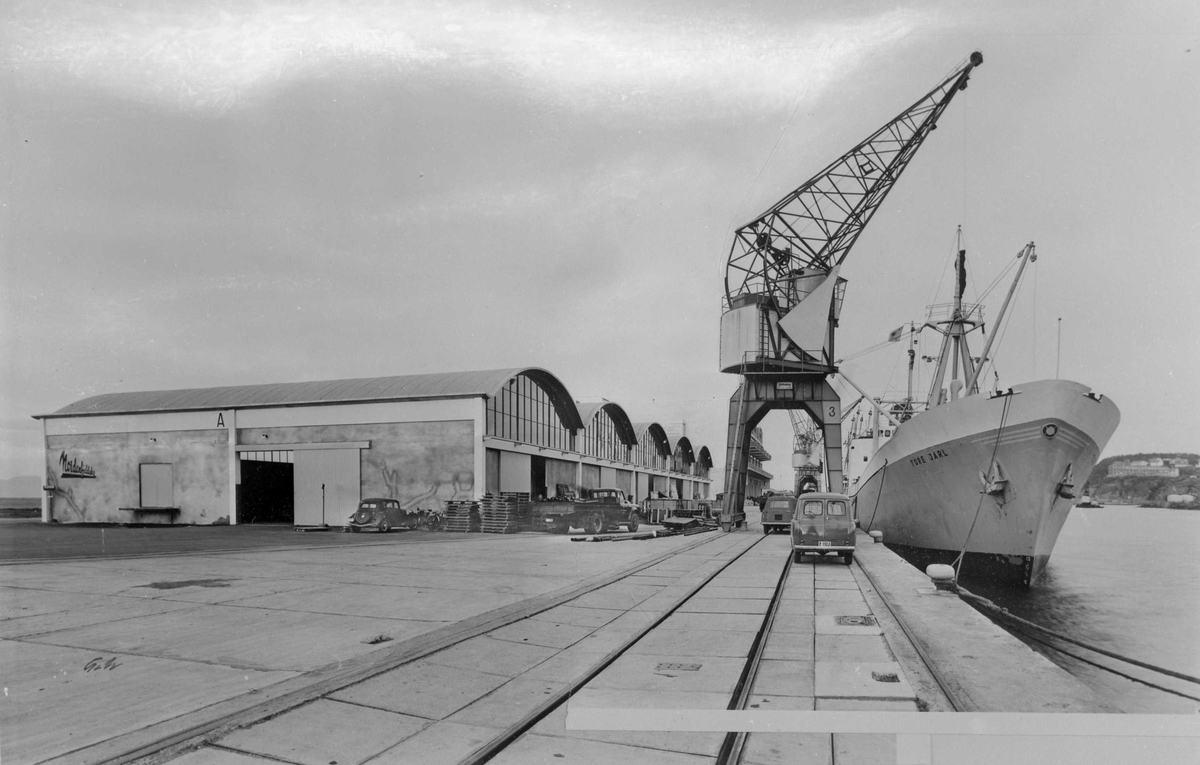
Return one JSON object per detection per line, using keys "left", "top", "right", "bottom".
{"left": 530, "top": 456, "right": 547, "bottom": 500}
{"left": 239, "top": 451, "right": 294, "bottom": 523}
{"left": 293, "top": 448, "right": 360, "bottom": 527}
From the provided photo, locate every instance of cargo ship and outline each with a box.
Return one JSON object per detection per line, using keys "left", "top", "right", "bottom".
{"left": 849, "top": 243, "right": 1120, "bottom": 586}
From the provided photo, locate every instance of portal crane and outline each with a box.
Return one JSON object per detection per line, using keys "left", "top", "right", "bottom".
{"left": 719, "top": 52, "right": 983, "bottom": 526}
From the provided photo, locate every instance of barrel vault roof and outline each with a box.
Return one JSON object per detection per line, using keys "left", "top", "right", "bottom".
{"left": 38, "top": 367, "right": 577, "bottom": 420}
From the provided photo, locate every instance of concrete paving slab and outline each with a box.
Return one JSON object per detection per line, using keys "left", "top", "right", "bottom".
{"left": 487, "top": 732, "right": 714, "bottom": 765}
{"left": 815, "top": 698, "right": 920, "bottom": 711}
{"left": 422, "top": 636, "right": 559, "bottom": 677}
{"left": 631, "top": 591, "right": 699, "bottom": 613}
{"left": 620, "top": 575, "right": 680, "bottom": 587}
{"left": 568, "top": 687, "right": 731, "bottom": 711}
{"left": 329, "top": 659, "right": 512, "bottom": 720}
{"left": 25, "top": 604, "right": 445, "bottom": 672}
{"left": 831, "top": 733, "right": 894, "bottom": 765}
{"left": 602, "top": 609, "right": 663, "bottom": 632}
{"left": 0, "top": 586, "right": 141, "bottom": 619}
{"left": 364, "top": 721, "right": 504, "bottom": 765}
{"left": 676, "top": 597, "right": 769, "bottom": 615}
{"left": 778, "top": 586, "right": 815, "bottom": 601}
{"left": 697, "top": 586, "right": 775, "bottom": 599}
{"left": 814, "top": 599, "right": 871, "bottom": 616}
{"left": 812, "top": 564, "right": 855, "bottom": 577}
{"left": 518, "top": 646, "right": 611, "bottom": 683}
{"left": 774, "top": 599, "right": 814, "bottom": 617}
{"left": 529, "top": 604, "right": 625, "bottom": 628}
{"left": 813, "top": 580, "right": 860, "bottom": 590}
{"left": 115, "top": 573, "right": 333, "bottom": 604}
{"left": 0, "top": 593, "right": 199, "bottom": 639}
{"left": 741, "top": 732, "right": 832, "bottom": 765}
{"left": 767, "top": 614, "right": 815, "bottom": 634}
{"left": 749, "top": 659, "right": 813, "bottom": 697}
{"left": 533, "top": 704, "right": 726, "bottom": 758}
{"left": 815, "top": 634, "right": 894, "bottom": 663}
{"left": 814, "top": 615, "right": 881, "bottom": 636}
{"left": 487, "top": 618, "right": 595, "bottom": 649}
{"left": 745, "top": 694, "right": 815, "bottom": 711}
{"left": 568, "top": 585, "right": 661, "bottom": 611}
{"left": 760, "top": 630, "right": 814, "bottom": 661}
{"left": 228, "top": 583, "right": 529, "bottom": 622}
{"left": 0, "top": 640, "right": 296, "bottom": 765}
{"left": 626, "top": 628, "right": 756, "bottom": 658}
{"left": 569, "top": 627, "right": 643, "bottom": 656}
{"left": 815, "top": 589, "right": 869, "bottom": 602}
{"left": 167, "top": 747, "right": 275, "bottom": 765}
{"left": 444, "top": 677, "right": 570, "bottom": 728}
{"left": 588, "top": 654, "right": 745, "bottom": 694}
{"left": 658, "top": 611, "right": 762, "bottom": 632}
{"left": 815, "top": 662, "right": 915, "bottom": 700}
{"left": 217, "top": 698, "right": 428, "bottom": 765}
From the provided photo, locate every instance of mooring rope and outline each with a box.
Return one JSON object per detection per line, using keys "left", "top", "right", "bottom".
{"left": 1013, "top": 626, "right": 1200, "bottom": 704}
{"left": 864, "top": 459, "right": 889, "bottom": 530}
{"left": 951, "top": 392, "right": 1013, "bottom": 581}
{"left": 958, "top": 589, "right": 1200, "bottom": 689}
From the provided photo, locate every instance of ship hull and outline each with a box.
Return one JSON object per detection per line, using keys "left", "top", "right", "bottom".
{"left": 853, "top": 379, "right": 1119, "bottom": 586}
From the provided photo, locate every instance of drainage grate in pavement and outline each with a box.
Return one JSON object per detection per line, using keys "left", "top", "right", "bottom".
{"left": 835, "top": 615, "right": 877, "bottom": 627}
{"left": 656, "top": 662, "right": 703, "bottom": 672}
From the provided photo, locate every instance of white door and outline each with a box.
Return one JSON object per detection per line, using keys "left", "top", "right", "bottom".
{"left": 140, "top": 464, "right": 173, "bottom": 507}
{"left": 294, "top": 449, "right": 360, "bottom": 526}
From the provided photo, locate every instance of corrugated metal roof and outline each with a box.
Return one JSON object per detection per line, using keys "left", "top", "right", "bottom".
{"left": 41, "top": 368, "right": 557, "bottom": 418}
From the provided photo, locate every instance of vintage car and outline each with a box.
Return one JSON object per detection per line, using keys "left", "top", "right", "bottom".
{"left": 791, "top": 492, "right": 856, "bottom": 564}
{"left": 761, "top": 494, "right": 797, "bottom": 535}
{"left": 538, "top": 487, "right": 641, "bottom": 535}
{"left": 344, "top": 498, "right": 420, "bottom": 533}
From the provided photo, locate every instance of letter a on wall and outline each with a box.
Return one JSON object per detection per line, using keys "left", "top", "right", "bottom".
{"left": 216, "top": 413, "right": 225, "bottom": 428}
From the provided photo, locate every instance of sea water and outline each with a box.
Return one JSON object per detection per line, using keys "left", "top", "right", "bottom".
{"left": 963, "top": 505, "right": 1200, "bottom": 714}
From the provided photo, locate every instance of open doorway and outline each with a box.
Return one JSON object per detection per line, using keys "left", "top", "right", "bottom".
{"left": 530, "top": 455, "right": 547, "bottom": 500}
{"left": 239, "top": 451, "right": 294, "bottom": 523}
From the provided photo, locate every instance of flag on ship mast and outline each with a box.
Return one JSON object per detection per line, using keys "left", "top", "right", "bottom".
{"left": 887, "top": 326, "right": 905, "bottom": 342}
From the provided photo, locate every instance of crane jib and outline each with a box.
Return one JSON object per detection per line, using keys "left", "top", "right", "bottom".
{"left": 723, "top": 52, "right": 983, "bottom": 318}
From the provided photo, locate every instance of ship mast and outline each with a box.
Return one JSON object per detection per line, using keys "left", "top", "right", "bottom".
{"left": 924, "top": 228, "right": 983, "bottom": 408}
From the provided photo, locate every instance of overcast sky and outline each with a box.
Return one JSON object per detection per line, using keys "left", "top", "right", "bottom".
{"left": 2, "top": 0, "right": 1197, "bottom": 486}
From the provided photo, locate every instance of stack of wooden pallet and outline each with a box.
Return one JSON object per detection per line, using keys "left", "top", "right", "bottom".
{"left": 479, "top": 493, "right": 528, "bottom": 534}
{"left": 501, "top": 492, "right": 532, "bottom": 532}
{"left": 442, "top": 500, "right": 479, "bottom": 533}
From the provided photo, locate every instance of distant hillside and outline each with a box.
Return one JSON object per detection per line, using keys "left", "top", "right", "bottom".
{"left": 0, "top": 475, "right": 41, "bottom": 498}
{"left": 1085, "top": 453, "right": 1199, "bottom": 507}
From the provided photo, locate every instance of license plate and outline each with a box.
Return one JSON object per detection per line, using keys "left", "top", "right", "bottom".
{"left": 818, "top": 541, "right": 831, "bottom": 547}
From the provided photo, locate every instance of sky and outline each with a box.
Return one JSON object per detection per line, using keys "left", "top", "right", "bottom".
{"left": 1, "top": 0, "right": 1197, "bottom": 487}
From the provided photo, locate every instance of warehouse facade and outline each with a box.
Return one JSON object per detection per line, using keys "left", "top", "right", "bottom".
{"left": 34, "top": 368, "right": 714, "bottom": 526}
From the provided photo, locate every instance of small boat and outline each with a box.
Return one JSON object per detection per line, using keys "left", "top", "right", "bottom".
{"left": 850, "top": 240, "right": 1120, "bottom": 586}
{"left": 1076, "top": 496, "right": 1104, "bottom": 508}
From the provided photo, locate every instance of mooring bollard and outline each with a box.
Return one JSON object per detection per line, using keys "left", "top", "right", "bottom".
{"left": 869, "top": 530, "right": 883, "bottom": 544}
{"left": 926, "top": 563, "right": 957, "bottom": 592}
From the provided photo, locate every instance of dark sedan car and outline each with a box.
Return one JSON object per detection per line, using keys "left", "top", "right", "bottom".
{"left": 344, "top": 498, "right": 418, "bottom": 532}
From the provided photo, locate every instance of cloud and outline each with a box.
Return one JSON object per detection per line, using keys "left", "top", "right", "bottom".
{"left": 7, "top": 1, "right": 932, "bottom": 114}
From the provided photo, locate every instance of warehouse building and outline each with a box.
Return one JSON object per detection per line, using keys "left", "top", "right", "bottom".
{"left": 34, "top": 367, "right": 713, "bottom": 526}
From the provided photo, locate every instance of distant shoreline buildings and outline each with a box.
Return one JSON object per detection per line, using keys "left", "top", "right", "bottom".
{"left": 1107, "top": 457, "right": 1189, "bottom": 478}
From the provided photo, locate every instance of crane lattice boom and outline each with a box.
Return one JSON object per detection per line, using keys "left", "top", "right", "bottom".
{"left": 724, "top": 52, "right": 983, "bottom": 313}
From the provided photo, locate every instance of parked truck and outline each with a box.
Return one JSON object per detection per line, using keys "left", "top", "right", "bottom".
{"left": 537, "top": 487, "right": 642, "bottom": 535}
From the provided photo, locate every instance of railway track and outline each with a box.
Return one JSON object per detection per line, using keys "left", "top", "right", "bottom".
{"left": 128, "top": 529, "right": 931, "bottom": 765}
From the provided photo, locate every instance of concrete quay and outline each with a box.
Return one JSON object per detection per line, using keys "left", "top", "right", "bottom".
{"left": 2, "top": 515, "right": 1191, "bottom": 765}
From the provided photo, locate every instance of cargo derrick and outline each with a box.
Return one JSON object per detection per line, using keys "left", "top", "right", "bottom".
{"left": 719, "top": 52, "right": 983, "bottom": 528}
